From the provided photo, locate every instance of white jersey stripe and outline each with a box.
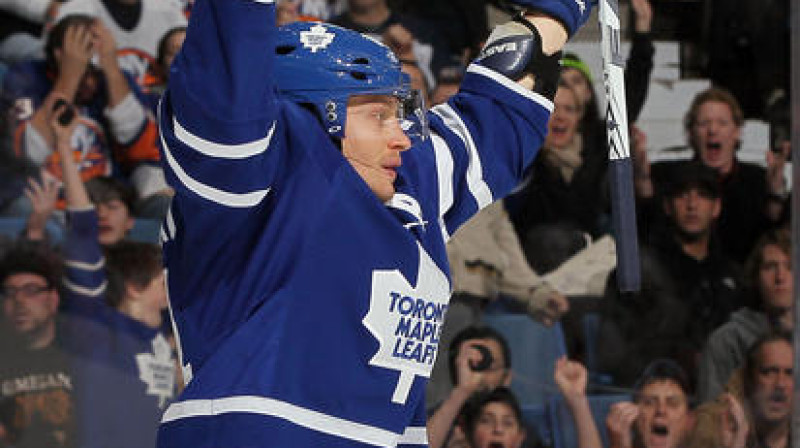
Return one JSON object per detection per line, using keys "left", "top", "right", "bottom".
{"left": 162, "top": 395, "right": 425, "bottom": 447}
{"left": 399, "top": 426, "right": 428, "bottom": 445}
{"left": 165, "top": 206, "right": 176, "bottom": 239}
{"left": 466, "top": 64, "right": 555, "bottom": 112}
{"left": 173, "top": 117, "right": 276, "bottom": 160}
{"left": 65, "top": 257, "right": 106, "bottom": 271}
{"left": 63, "top": 278, "right": 107, "bottom": 297}
{"left": 431, "top": 105, "right": 492, "bottom": 210}
{"left": 160, "top": 131, "right": 271, "bottom": 208}
{"left": 430, "top": 134, "right": 453, "bottom": 241}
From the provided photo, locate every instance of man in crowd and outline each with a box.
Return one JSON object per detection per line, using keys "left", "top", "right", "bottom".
{"left": 599, "top": 163, "right": 742, "bottom": 388}
{"left": 605, "top": 359, "right": 695, "bottom": 448}
{"left": 427, "top": 326, "right": 514, "bottom": 448}
{"left": 697, "top": 229, "right": 792, "bottom": 402}
{"left": 688, "top": 333, "right": 793, "bottom": 448}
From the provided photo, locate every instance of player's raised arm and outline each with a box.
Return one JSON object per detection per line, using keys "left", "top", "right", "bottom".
{"left": 166, "top": 0, "right": 278, "bottom": 144}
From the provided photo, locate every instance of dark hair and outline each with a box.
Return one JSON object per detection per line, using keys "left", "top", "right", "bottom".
{"left": 104, "top": 242, "right": 163, "bottom": 308}
{"left": 743, "top": 331, "right": 792, "bottom": 397}
{"left": 633, "top": 359, "right": 692, "bottom": 405}
{"left": 743, "top": 229, "right": 792, "bottom": 310}
{"left": 0, "top": 242, "right": 63, "bottom": 290}
{"left": 461, "top": 387, "right": 525, "bottom": 442}
{"left": 157, "top": 26, "right": 187, "bottom": 68}
{"left": 85, "top": 176, "right": 136, "bottom": 212}
{"left": 684, "top": 87, "right": 744, "bottom": 152}
{"left": 45, "top": 14, "right": 97, "bottom": 73}
{"left": 448, "top": 325, "right": 511, "bottom": 385}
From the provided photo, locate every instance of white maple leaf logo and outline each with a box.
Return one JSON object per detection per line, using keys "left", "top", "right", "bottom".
{"left": 135, "top": 333, "right": 176, "bottom": 408}
{"left": 362, "top": 243, "right": 451, "bottom": 405}
{"left": 300, "top": 24, "right": 335, "bottom": 53}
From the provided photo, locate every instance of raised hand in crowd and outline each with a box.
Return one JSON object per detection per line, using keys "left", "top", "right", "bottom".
{"left": 90, "top": 19, "right": 132, "bottom": 108}
{"left": 719, "top": 393, "right": 748, "bottom": 448}
{"left": 24, "top": 174, "right": 60, "bottom": 241}
{"left": 50, "top": 97, "right": 91, "bottom": 209}
{"left": 606, "top": 401, "right": 640, "bottom": 448}
{"left": 554, "top": 358, "right": 603, "bottom": 448}
{"left": 630, "top": 124, "right": 653, "bottom": 198}
{"left": 630, "top": 0, "right": 653, "bottom": 34}
{"left": 382, "top": 23, "right": 416, "bottom": 62}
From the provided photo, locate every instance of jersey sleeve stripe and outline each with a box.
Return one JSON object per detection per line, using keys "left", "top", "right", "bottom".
{"left": 430, "top": 134, "right": 454, "bottom": 240}
{"left": 399, "top": 426, "right": 428, "bottom": 445}
{"left": 162, "top": 395, "right": 416, "bottom": 447}
{"left": 160, "top": 131, "right": 272, "bottom": 208}
{"left": 174, "top": 117, "right": 276, "bottom": 159}
{"left": 165, "top": 206, "right": 176, "bottom": 239}
{"left": 431, "top": 104, "right": 493, "bottom": 210}
{"left": 466, "top": 64, "right": 555, "bottom": 112}
{"left": 65, "top": 257, "right": 106, "bottom": 271}
{"left": 63, "top": 278, "right": 108, "bottom": 298}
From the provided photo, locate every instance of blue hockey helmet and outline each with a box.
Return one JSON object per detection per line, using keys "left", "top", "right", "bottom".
{"left": 274, "top": 22, "right": 427, "bottom": 140}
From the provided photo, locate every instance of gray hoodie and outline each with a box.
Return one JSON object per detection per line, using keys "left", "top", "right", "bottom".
{"left": 696, "top": 308, "right": 770, "bottom": 403}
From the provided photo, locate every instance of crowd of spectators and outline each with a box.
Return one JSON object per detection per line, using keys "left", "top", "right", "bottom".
{"left": 0, "top": 0, "right": 793, "bottom": 447}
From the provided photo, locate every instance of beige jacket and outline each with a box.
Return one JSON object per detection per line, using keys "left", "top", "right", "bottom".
{"left": 446, "top": 201, "right": 558, "bottom": 317}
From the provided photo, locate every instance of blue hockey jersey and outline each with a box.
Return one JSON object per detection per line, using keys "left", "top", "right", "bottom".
{"left": 157, "top": 0, "right": 552, "bottom": 446}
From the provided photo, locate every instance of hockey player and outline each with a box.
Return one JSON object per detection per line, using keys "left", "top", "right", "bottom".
{"left": 156, "top": 0, "right": 594, "bottom": 446}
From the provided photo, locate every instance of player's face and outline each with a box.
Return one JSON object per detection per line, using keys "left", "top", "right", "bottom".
{"left": 750, "top": 340, "right": 793, "bottom": 424}
{"left": 664, "top": 187, "right": 720, "bottom": 239}
{"left": 759, "top": 244, "right": 793, "bottom": 311}
{"left": 96, "top": 199, "right": 134, "bottom": 246}
{"left": 635, "top": 380, "right": 691, "bottom": 448}
{"left": 545, "top": 87, "right": 581, "bottom": 149}
{"left": 470, "top": 402, "right": 526, "bottom": 448}
{"left": 343, "top": 95, "right": 412, "bottom": 202}
{"left": 560, "top": 67, "right": 592, "bottom": 106}
{"left": 1, "top": 273, "right": 59, "bottom": 341}
{"left": 691, "top": 100, "right": 741, "bottom": 175}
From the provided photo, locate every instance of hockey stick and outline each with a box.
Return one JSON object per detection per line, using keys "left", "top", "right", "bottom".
{"left": 599, "top": 0, "right": 641, "bottom": 292}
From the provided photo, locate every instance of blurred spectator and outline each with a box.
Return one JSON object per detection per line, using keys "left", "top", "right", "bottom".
{"left": 553, "top": 357, "right": 604, "bottom": 448}
{"left": 696, "top": 229, "right": 792, "bottom": 403}
{"left": 298, "top": 0, "right": 347, "bottom": 21}
{"left": 0, "top": 242, "right": 74, "bottom": 448}
{"left": 559, "top": 0, "right": 654, "bottom": 144}
{"left": 0, "top": 0, "right": 60, "bottom": 64}
{"left": 633, "top": 87, "right": 789, "bottom": 264}
{"left": 598, "top": 163, "right": 743, "bottom": 388}
{"left": 686, "top": 332, "right": 792, "bottom": 448}
{"left": 52, "top": 0, "right": 187, "bottom": 92}
{"left": 430, "top": 61, "right": 463, "bottom": 108}
{"left": 330, "top": 0, "right": 449, "bottom": 89}
{"left": 104, "top": 241, "right": 167, "bottom": 329}
{"left": 427, "top": 325, "right": 513, "bottom": 448}
{"left": 605, "top": 359, "right": 694, "bottom": 448}
{"left": 459, "top": 387, "right": 536, "bottom": 448}
{"left": 508, "top": 84, "right": 609, "bottom": 240}
{"left": 389, "top": 0, "right": 488, "bottom": 62}
{"left": 0, "top": 242, "right": 175, "bottom": 448}
{"left": 145, "top": 25, "right": 186, "bottom": 113}
{"left": 2, "top": 15, "right": 161, "bottom": 217}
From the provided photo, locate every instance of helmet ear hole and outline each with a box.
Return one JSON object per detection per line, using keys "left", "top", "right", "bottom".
{"left": 352, "top": 58, "right": 369, "bottom": 65}
{"left": 350, "top": 72, "right": 368, "bottom": 81}
{"left": 276, "top": 45, "right": 297, "bottom": 55}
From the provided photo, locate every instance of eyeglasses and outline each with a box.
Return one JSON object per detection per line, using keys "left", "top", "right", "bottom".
{"left": 0, "top": 284, "right": 51, "bottom": 300}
